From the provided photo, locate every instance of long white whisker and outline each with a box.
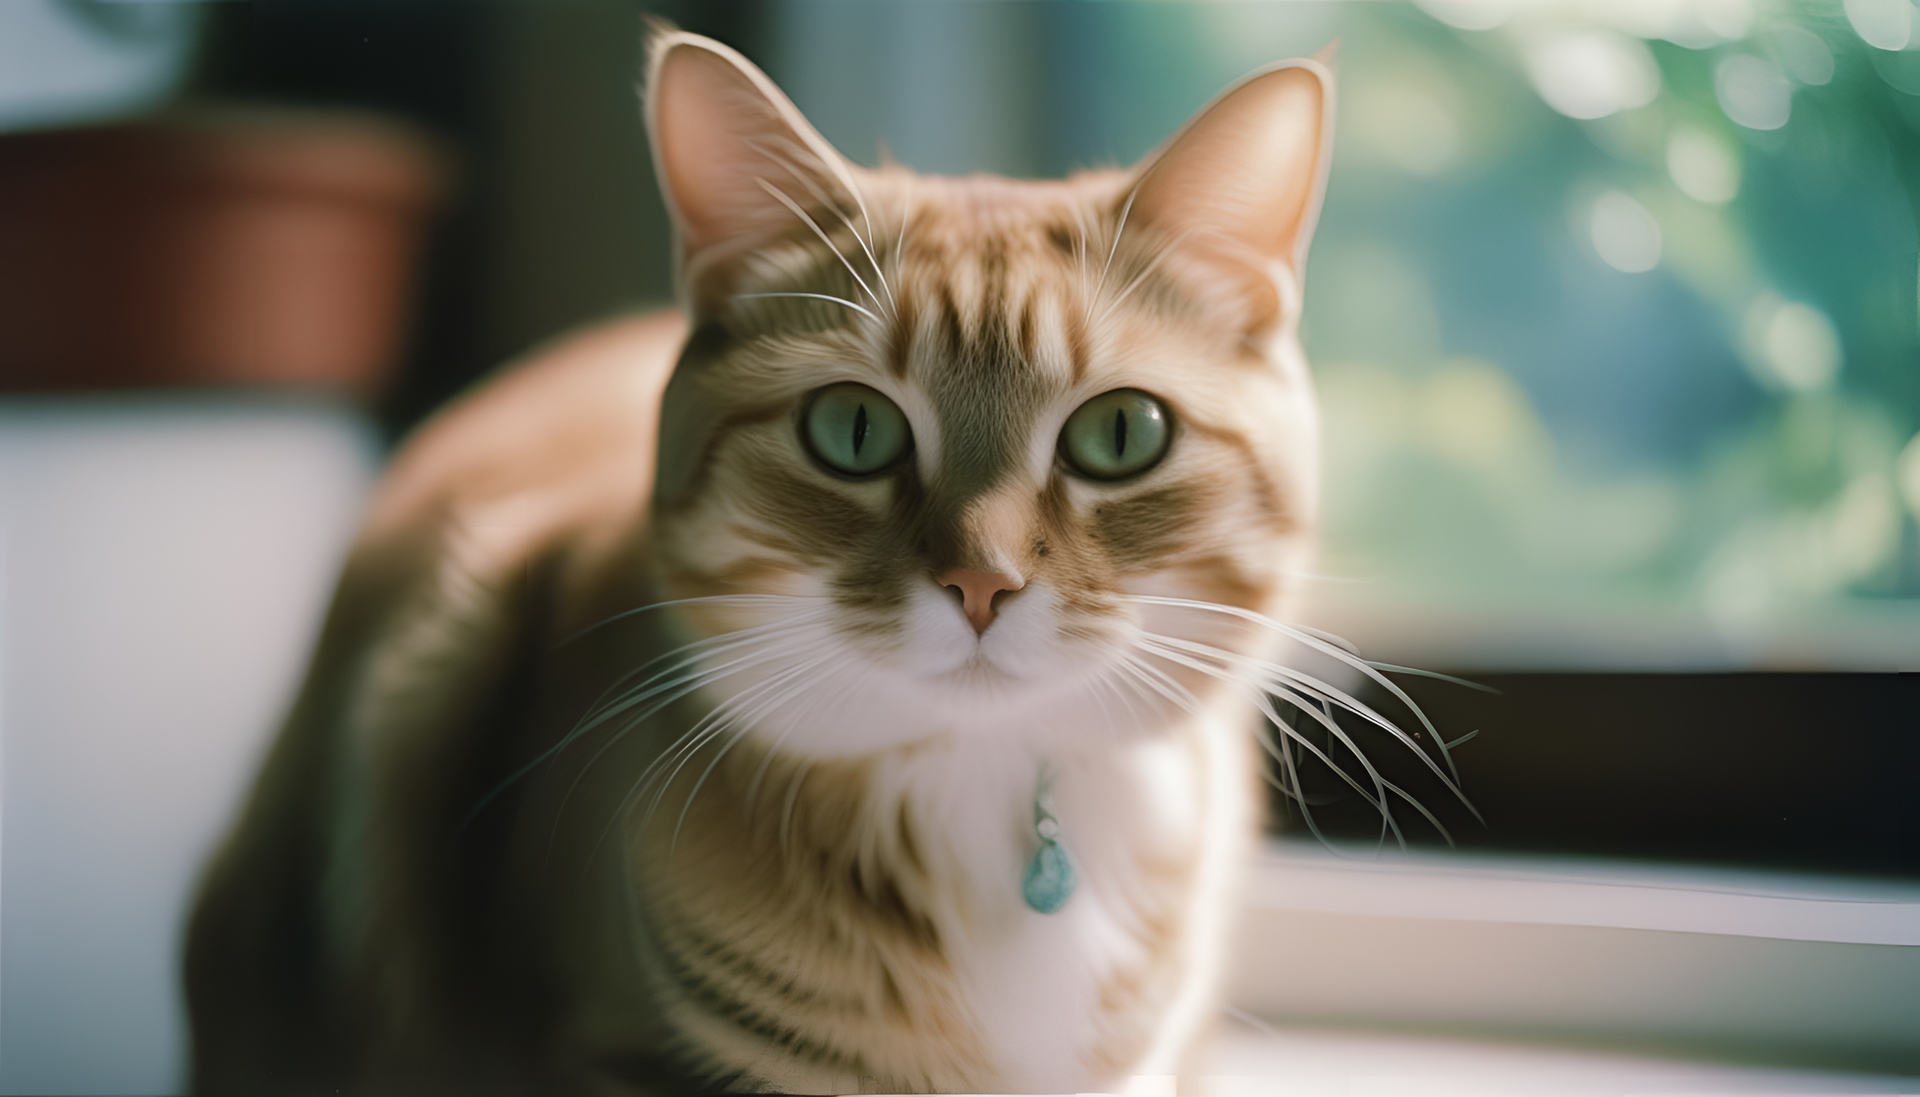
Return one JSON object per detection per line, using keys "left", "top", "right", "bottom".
{"left": 739, "top": 644, "right": 852, "bottom": 816}
{"left": 742, "top": 138, "right": 896, "bottom": 318}
{"left": 1137, "top": 624, "right": 1470, "bottom": 850}
{"left": 578, "top": 615, "right": 833, "bottom": 736}
{"left": 1095, "top": 182, "right": 1141, "bottom": 311}
{"left": 666, "top": 650, "right": 843, "bottom": 854}
{"left": 1142, "top": 630, "right": 1473, "bottom": 814}
{"left": 836, "top": 158, "right": 896, "bottom": 316}
{"left": 1092, "top": 224, "right": 1209, "bottom": 330}
{"left": 734, "top": 292, "right": 880, "bottom": 324}
{"left": 1365, "top": 662, "right": 1500, "bottom": 693}
{"left": 559, "top": 592, "right": 826, "bottom": 648}
{"left": 565, "top": 606, "right": 837, "bottom": 745}
{"left": 1135, "top": 636, "right": 1414, "bottom": 846}
{"left": 540, "top": 629, "right": 829, "bottom": 861}
{"left": 633, "top": 643, "right": 838, "bottom": 822}
{"left": 894, "top": 181, "right": 911, "bottom": 265}
{"left": 1083, "top": 664, "right": 1138, "bottom": 747}
{"left": 466, "top": 616, "right": 830, "bottom": 836}
{"left": 1126, "top": 594, "right": 1470, "bottom": 789}
{"left": 1116, "top": 650, "right": 1202, "bottom": 714}
{"left": 754, "top": 177, "right": 885, "bottom": 313}
{"left": 618, "top": 650, "right": 836, "bottom": 860}
{"left": 614, "top": 635, "right": 828, "bottom": 813}
{"left": 1254, "top": 679, "right": 1455, "bottom": 847}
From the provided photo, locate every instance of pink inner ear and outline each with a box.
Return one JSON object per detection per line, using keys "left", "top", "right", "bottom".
{"left": 648, "top": 38, "right": 859, "bottom": 262}
{"left": 1126, "top": 62, "right": 1332, "bottom": 285}
{"left": 651, "top": 46, "right": 773, "bottom": 255}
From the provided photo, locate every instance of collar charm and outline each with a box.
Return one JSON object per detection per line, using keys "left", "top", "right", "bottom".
{"left": 1022, "top": 773, "right": 1077, "bottom": 914}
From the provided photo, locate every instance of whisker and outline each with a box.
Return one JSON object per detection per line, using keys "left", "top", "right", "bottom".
{"left": 1143, "top": 631, "right": 1469, "bottom": 804}
{"left": 742, "top": 137, "right": 896, "bottom": 318}
{"left": 1142, "top": 631, "right": 1476, "bottom": 837}
{"left": 512, "top": 611, "right": 832, "bottom": 854}
{"left": 609, "top": 633, "right": 828, "bottom": 813}
{"left": 575, "top": 614, "right": 832, "bottom": 739}
{"left": 1084, "top": 664, "right": 1139, "bottom": 748}
{"left": 1136, "top": 636, "right": 1420, "bottom": 847}
{"left": 462, "top": 642, "right": 765, "bottom": 840}
{"left": 734, "top": 292, "right": 880, "bottom": 324}
{"left": 1115, "top": 650, "right": 1202, "bottom": 714}
{"left": 1123, "top": 594, "right": 1484, "bottom": 851}
{"left": 558, "top": 592, "right": 824, "bottom": 648}
{"left": 1093, "top": 239, "right": 1179, "bottom": 328}
{"left": 838, "top": 168, "right": 896, "bottom": 314}
{"left": 537, "top": 633, "right": 824, "bottom": 863}
{"left": 629, "top": 642, "right": 836, "bottom": 818}
{"left": 1094, "top": 182, "right": 1141, "bottom": 313}
{"left": 547, "top": 605, "right": 835, "bottom": 759}
{"left": 609, "top": 650, "right": 837, "bottom": 863}
{"left": 666, "top": 650, "right": 843, "bottom": 854}
{"left": 754, "top": 177, "right": 885, "bottom": 314}
{"left": 893, "top": 180, "right": 911, "bottom": 268}
{"left": 1125, "top": 594, "right": 1472, "bottom": 789}
{"left": 739, "top": 648, "right": 850, "bottom": 816}
{"left": 1135, "top": 635, "right": 1381, "bottom": 799}
{"left": 1365, "top": 662, "right": 1500, "bottom": 694}
{"left": 584, "top": 604, "right": 833, "bottom": 699}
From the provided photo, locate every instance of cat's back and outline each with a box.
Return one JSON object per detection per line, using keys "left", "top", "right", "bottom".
{"left": 362, "top": 308, "right": 686, "bottom": 570}
{"left": 185, "top": 309, "right": 687, "bottom": 1095}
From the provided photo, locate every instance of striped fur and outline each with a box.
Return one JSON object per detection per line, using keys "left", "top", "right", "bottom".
{"left": 186, "top": 29, "right": 1334, "bottom": 1096}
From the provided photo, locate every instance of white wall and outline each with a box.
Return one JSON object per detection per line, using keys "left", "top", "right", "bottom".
{"left": 0, "top": 397, "right": 375, "bottom": 1096}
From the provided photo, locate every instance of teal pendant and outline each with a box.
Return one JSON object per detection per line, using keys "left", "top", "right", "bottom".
{"left": 1023, "top": 776, "right": 1077, "bottom": 914}
{"left": 1023, "top": 836, "right": 1077, "bottom": 914}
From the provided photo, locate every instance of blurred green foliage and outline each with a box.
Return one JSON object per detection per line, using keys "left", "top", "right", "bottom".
{"left": 1236, "top": 0, "right": 1920, "bottom": 635}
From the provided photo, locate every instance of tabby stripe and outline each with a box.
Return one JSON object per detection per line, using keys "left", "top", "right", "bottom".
{"left": 661, "top": 917, "right": 858, "bottom": 1012}
{"left": 660, "top": 935, "right": 871, "bottom": 1074}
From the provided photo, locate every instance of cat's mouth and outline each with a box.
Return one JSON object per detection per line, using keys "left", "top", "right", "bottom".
{"left": 904, "top": 579, "right": 1121, "bottom": 691}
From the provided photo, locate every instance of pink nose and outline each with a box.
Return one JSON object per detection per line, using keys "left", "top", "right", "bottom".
{"left": 937, "top": 568, "right": 1024, "bottom": 635}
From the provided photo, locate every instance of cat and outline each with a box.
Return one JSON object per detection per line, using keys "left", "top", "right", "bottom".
{"left": 186, "top": 26, "right": 1341, "bottom": 1096}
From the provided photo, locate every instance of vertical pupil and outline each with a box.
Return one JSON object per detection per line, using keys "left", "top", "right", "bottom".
{"left": 852, "top": 403, "right": 869, "bottom": 456}
{"left": 1112, "top": 407, "right": 1128, "bottom": 457}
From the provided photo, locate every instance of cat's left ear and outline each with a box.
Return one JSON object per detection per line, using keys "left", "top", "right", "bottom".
{"left": 1124, "top": 49, "right": 1336, "bottom": 333}
{"left": 645, "top": 27, "right": 868, "bottom": 313}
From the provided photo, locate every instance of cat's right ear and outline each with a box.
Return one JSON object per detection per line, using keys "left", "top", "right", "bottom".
{"left": 645, "top": 28, "right": 863, "bottom": 313}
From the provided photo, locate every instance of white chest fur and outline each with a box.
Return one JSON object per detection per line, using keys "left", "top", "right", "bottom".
{"left": 875, "top": 694, "right": 1255, "bottom": 1093}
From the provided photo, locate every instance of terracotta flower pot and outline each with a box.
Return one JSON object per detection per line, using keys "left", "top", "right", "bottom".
{"left": 0, "top": 109, "right": 443, "bottom": 397}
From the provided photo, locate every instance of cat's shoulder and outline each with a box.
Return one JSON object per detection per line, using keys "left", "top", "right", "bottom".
{"left": 356, "top": 309, "right": 686, "bottom": 574}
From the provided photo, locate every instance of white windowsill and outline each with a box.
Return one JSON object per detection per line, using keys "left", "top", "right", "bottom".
{"left": 1228, "top": 839, "right": 1920, "bottom": 1074}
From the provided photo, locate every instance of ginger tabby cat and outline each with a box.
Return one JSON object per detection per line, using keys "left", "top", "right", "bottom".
{"left": 188, "top": 28, "right": 1339, "bottom": 1095}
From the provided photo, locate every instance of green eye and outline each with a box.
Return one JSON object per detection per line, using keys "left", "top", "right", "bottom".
{"left": 802, "top": 382, "right": 912, "bottom": 476}
{"left": 1060, "top": 389, "right": 1172, "bottom": 480}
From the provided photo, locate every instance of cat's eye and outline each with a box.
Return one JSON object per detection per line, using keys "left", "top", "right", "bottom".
{"left": 801, "top": 382, "right": 912, "bottom": 477}
{"left": 1059, "top": 389, "right": 1172, "bottom": 480}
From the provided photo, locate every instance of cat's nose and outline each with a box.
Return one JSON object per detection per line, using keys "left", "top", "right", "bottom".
{"left": 937, "top": 568, "right": 1024, "bottom": 635}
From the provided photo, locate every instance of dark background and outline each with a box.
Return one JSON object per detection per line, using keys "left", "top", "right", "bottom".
{"left": 1271, "top": 671, "right": 1920, "bottom": 880}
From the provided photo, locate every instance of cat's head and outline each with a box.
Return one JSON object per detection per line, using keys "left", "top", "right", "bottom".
{"left": 640, "top": 30, "right": 1333, "bottom": 757}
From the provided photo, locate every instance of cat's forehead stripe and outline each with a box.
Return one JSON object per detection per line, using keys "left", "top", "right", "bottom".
{"left": 918, "top": 272, "right": 1051, "bottom": 502}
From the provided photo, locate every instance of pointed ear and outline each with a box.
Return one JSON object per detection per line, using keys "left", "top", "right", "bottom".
{"left": 1124, "top": 56, "right": 1335, "bottom": 331}
{"left": 644, "top": 30, "right": 865, "bottom": 302}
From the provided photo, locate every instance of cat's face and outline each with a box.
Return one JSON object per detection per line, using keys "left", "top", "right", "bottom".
{"left": 642, "top": 36, "right": 1331, "bottom": 757}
